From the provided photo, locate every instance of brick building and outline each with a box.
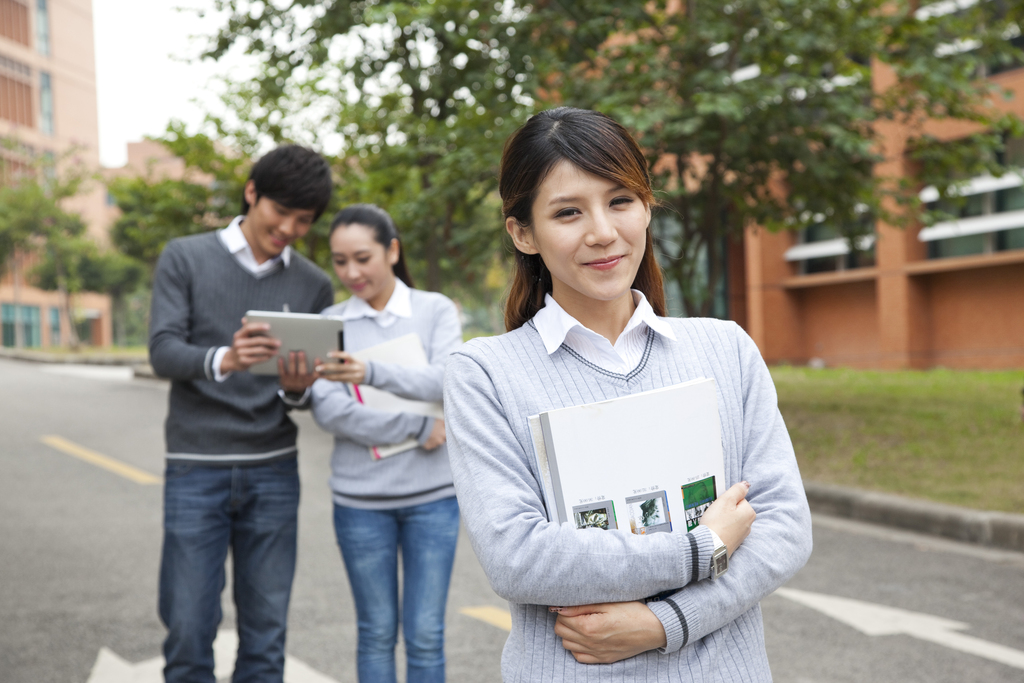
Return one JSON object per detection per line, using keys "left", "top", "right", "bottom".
{"left": 741, "top": 64, "right": 1024, "bottom": 370}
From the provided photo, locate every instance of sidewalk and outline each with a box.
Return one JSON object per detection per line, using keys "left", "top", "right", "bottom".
{"left": 3, "top": 349, "right": 1022, "bottom": 553}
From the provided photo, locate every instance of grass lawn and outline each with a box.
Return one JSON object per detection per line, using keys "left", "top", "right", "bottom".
{"left": 771, "top": 367, "right": 1024, "bottom": 514}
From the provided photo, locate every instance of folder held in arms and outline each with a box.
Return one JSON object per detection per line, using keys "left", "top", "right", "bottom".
{"left": 349, "top": 333, "right": 444, "bottom": 459}
{"left": 528, "top": 378, "right": 725, "bottom": 535}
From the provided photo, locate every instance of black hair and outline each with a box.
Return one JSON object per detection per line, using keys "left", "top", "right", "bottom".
{"left": 241, "top": 144, "right": 333, "bottom": 220}
{"left": 329, "top": 203, "right": 414, "bottom": 288}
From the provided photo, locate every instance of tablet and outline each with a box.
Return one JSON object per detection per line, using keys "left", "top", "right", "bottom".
{"left": 244, "top": 310, "right": 345, "bottom": 375}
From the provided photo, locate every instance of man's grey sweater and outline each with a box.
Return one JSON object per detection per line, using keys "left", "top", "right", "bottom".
{"left": 150, "top": 232, "right": 334, "bottom": 463}
{"left": 443, "top": 317, "right": 812, "bottom": 682}
{"left": 311, "top": 290, "right": 462, "bottom": 510}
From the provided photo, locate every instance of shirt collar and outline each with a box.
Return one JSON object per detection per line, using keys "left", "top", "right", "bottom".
{"left": 339, "top": 278, "right": 413, "bottom": 322}
{"left": 533, "top": 290, "right": 676, "bottom": 355}
{"left": 219, "top": 216, "right": 292, "bottom": 268}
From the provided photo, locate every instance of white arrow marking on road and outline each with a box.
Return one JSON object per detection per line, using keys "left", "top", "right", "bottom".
{"left": 85, "top": 629, "right": 340, "bottom": 683}
{"left": 775, "top": 587, "right": 1024, "bottom": 670}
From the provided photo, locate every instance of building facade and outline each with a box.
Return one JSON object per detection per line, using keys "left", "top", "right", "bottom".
{"left": 741, "top": 63, "right": 1024, "bottom": 370}
{"left": 0, "top": 0, "right": 111, "bottom": 348}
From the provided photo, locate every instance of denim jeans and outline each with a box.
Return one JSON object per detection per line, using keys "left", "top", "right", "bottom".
{"left": 159, "top": 457, "right": 300, "bottom": 683}
{"left": 333, "top": 496, "right": 460, "bottom": 683}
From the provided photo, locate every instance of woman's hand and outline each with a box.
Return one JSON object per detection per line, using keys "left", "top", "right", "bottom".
{"left": 316, "top": 351, "right": 367, "bottom": 384}
{"left": 422, "top": 419, "right": 446, "bottom": 450}
{"left": 698, "top": 480, "right": 755, "bottom": 558}
{"left": 550, "top": 601, "right": 666, "bottom": 664}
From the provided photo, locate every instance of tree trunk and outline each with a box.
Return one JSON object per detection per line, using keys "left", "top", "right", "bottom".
{"left": 54, "top": 255, "right": 80, "bottom": 349}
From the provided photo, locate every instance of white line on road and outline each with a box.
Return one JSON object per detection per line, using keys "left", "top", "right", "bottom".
{"left": 775, "top": 587, "right": 1024, "bottom": 670}
{"left": 86, "top": 629, "right": 340, "bottom": 683}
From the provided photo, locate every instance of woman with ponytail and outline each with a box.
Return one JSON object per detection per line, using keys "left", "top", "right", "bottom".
{"left": 311, "top": 203, "right": 463, "bottom": 683}
{"left": 443, "top": 108, "right": 811, "bottom": 680}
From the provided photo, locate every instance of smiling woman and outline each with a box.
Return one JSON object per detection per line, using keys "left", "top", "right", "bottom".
{"left": 443, "top": 108, "right": 812, "bottom": 682}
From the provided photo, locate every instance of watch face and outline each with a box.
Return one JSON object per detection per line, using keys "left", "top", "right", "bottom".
{"left": 712, "top": 549, "right": 728, "bottom": 577}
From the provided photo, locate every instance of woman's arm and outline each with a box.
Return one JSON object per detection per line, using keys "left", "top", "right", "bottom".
{"left": 311, "top": 378, "right": 434, "bottom": 448}
{"left": 444, "top": 350, "right": 717, "bottom": 606}
{"left": 635, "top": 325, "right": 812, "bottom": 653}
{"left": 363, "top": 297, "right": 463, "bottom": 401}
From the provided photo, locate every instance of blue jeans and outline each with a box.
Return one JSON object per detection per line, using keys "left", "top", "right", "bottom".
{"left": 159, "top": 457, "right": 300, "bottom": 683}
{"left": 333, "top": 497, "right": 460, "bottom": 683}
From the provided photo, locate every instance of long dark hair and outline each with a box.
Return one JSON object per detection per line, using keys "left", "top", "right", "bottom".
{"left": 329, "top": 204, "right": 414, "bottom": 288}
{"left": 499, "top": 107, "right": 666, "bottom": 331}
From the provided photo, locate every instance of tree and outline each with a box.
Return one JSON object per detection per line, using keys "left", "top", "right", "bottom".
{"left": 200, "top": 0, "right": 537, "bottom": 296}
{"left": 107, "top": 127, "right": 249, "bottom": 274}
{"left": 525, "top": 0, "right": 1024, "bottom": 315}
{"left": 0, "top": 141, "right": 93, "bottom": 347}
{"left": 79, "top": 251, "right": 147, "bottom": 346}
{"left": 197, "top": 0, "right": 1024, "bottom": 320}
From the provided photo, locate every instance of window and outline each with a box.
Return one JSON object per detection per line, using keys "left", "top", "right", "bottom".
{"left": 35, "top": 0, "right": 49, "bottom": 56}
{"left": 1, "top": 304, "right": 14, "bottom": 348}
{"left": 920, "top": 163, "right": 1024, "bottom": 258}
{"left": 49, "top": 306, "right": 60, "bottom": 346}
{"left": 784, "top": 219, "right": 876, "bottom": 275}
{"left": 39, "top": 71, "right": 53, "bottom": 135}
{"left": 0, "top": 0, "right": 30, "bottom": 46}
{"left": 0, "top": 56, "right": 34, "bottom": 128}
{"left": 1, "top": 304, "right": 41, "bottom": 347}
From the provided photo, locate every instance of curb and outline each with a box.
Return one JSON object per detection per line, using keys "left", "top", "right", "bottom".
{"left": 0, "top": 347, "right": 148, "bottom": 366}
{"left": 804, "top": 481, "right": 1024, "bottom": 554}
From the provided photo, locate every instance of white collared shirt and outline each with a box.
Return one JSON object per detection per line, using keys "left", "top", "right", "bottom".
{"left": 532, "top": 290, "right": 677, "bottom": 375}
{"left": 217, "top": 215, "right": 292, "bottom": 277}
{"left": 338, "top": 278, "right": 413, "bottom": 329}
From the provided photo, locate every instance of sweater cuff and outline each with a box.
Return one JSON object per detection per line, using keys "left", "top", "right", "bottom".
{"left": 416, "top": 416, "right": 435, "bottom": 445}
{"left": 690, "top": 524, "right": 716, "bottom": 581}
{"left": 278, "top": 387, "right": 312, "bottom": 409}
{"left": 203, "top": 346, "right": 218, "bottom": 381}
{"left": 363, "top": 360, "right": 375, "bottom": 386}
{"left": 648, "top": 587, "right": 702, "bottom": 654}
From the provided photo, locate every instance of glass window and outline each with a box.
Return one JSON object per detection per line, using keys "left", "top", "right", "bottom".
{"left": 39, "top": 71, "right": 53, "bottom": 136}
{"left": 996, "top": 186, "right": 1024, "bottom": 212}
{"left": 35, "top": 0, "right": 50, "bottom": 56}
{"left": 988, "top": 32, "right": 1024, "bottom": 76}
{"left": 1, "top": 304, "right": 14, "bottom": 348}
{"left": 49, "top": 306, "right": 60, "bottom": 346}
{"left": 998, "top": 227, "right": 1024, "bottom": 251}
{"left": 1, "top": 304, "right": 41, "bottom": 347}
{"left": 928, "top": 234, "right": 987, "bottom": 259}
{"left": 802, "top": 223, "right": 840, "bottom": 243}
{"left": 21, "top": 306, "right": 40, "bottom": 347}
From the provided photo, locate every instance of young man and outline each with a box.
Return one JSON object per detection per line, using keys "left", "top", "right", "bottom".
{"left": 149, "top": 145, "right": 335, "bottom": 683}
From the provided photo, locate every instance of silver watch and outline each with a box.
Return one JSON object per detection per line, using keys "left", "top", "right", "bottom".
{"left": 707, "top": 528, "right": 729, "bottom": 580}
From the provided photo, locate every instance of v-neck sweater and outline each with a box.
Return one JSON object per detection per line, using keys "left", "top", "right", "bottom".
{"left": 149, "top": 231, "right": 334, "bottom": 462}
{"left": 443, "top": 317, "right": 812, "bottom": 682}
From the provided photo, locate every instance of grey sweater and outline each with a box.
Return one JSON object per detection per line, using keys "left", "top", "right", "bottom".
{"left": 311, "top": 289, "right": 462, "bottom": 510}
{"left": 150, "top": 232, "right": 334, "bottom": 463}
{"left": 443, "top": 318, "right": 812, "bottom": 682}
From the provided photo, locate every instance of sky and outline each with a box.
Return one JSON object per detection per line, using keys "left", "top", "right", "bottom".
{"left": 92, "top": 0, "right": 255, "bottom": 168}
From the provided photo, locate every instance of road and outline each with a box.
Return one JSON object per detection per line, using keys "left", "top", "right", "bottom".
{"left": 1, "top": 357, "right": 1022, "bottom": 682}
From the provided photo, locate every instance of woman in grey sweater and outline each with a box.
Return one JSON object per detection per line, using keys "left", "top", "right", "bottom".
{"left": 311, "top": 204, "right": 463, "bottom": 683}
{"left": 443, "top": 108, "right": 812, "bottom": 681}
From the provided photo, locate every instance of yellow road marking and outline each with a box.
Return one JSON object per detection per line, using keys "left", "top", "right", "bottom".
{"left": 40, "top": 435, "right": 163, "bottom": 485}
{"left": 459, "top": 605, "right": 512, "bottom": 631}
